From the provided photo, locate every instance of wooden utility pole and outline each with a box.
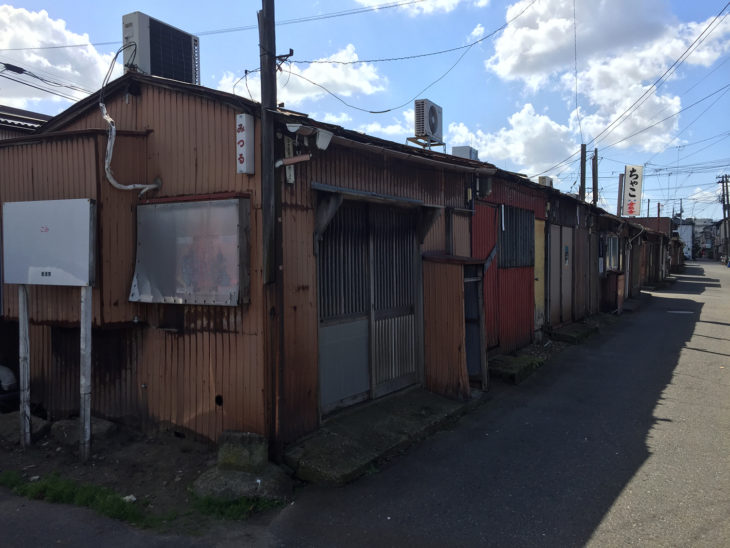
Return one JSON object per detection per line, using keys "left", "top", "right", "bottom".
{"left": 591, "top": 148, "right": 598, "bottom": 206}
{"left": 617, "top": 173, "right": 624, "bottom": 216}
{"left": 259, "top": 0, "right": 277, "bottom": 285}
{"left": 259, "top": 0, "right": 286, "bottom": 459}
{"left": 579, "top": 144, "right": 586, "bottom": 201}
{"left": 720, "top": 174, "right": 730, "bottom": 262}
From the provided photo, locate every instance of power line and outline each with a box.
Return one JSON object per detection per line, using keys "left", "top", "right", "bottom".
{"left": 0, "top": 72, "right": 78, "bottom": 101}
{"left": 278, "top": 0, "right": 538, "bottom": 114}
{"left": 591, "top": 2, "right": 730, "bottom": 148}
{"left": 293, "top": 0, "right": 539, "bottom": 66}
{"left": 602, "top": 82, "right": 730, "bottom": 150}
{"left": 0, "top": 0, "right": 427, "bottom": 52}
{"left": 533, "top": 2, "right": 730, "bottom": 178}
{"left": 572, "top": 0, "right": 583, "bottom": 142}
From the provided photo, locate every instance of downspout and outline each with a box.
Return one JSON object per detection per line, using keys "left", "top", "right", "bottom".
{"left": 99, "top": 103, "right": 161, "bottom": 197}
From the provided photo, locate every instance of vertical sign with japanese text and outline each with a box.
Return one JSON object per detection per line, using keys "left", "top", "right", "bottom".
{"left": 235, "top": 113, "right": 254, "bottom": 175}
{"left": 622, "top": 164, "right": 643, "bottom": 217}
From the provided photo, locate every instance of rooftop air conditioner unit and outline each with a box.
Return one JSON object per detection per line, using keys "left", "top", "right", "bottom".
{"left": 415, "top": 99, "right": 443, "bottom": 143}
{"left": 538, "top": 176, "right": 553, "bottom": 188}
{"left": 122, "top": 11, "right": 200, "bottom": 85}
{"left": 452, "top": 146, "right": 479, "bottom": 161}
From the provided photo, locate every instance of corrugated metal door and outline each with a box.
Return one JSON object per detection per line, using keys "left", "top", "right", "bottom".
{"left": 561, "top": 226, "right": 573, "bottom": 323}
{"left": 574, "top": 226, "right": 589, "bottom": 321}
{"left": 549, "top": 224, "right": 561, "bottom": 324}
{"left": 371, "top": 206, "right": 418, "bottom": 397}
{"left": 534, "top": 219, "right": 546, "bottom": 332}
{"left": 472, "top": 204, "right": 499, "bottom": 348}
{"left": 318, "top": 202, "right": 418, "bottom": 412}
{"left": 318, "top": 202, "right": 370, "bottom": 413}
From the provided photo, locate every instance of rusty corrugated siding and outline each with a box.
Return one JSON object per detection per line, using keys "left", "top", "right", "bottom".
{"left": 472, "top": 204, "right": 499, "bottom": 348}
{"left": 423, "top": 260, "right": 468, "bottom": 400}
{"left": 0, "top": 82, "right": 268, "bottom": 443}
{"left": 589, "top": 232, "right": 600, "bottom": 314}
{"left": 0, "top": 136, "right": 103, "bottom": 325}
{"left": 280, "top": 205, "right": 319, "bottom": 443}
{"left": 482, "top": 178, "right": 547, "bottom": 220}
{"left": 573, "top": 225, "right": 590, "bottom": 321}
{"left": 284, "top": 143, "right": 468, "bottom": 211}
{"left": 498, "top": 266, "right": 534, "bottom": 353}
{"left": 452, "top": 212, "right": 471, "bottom": 257}
{"left": 135, "top": 306, "right": 266, "bottom": 440}
{"left": 422, "top": 213, "right": 446, "bottom": 252}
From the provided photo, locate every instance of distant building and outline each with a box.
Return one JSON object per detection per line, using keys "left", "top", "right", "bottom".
{"left": 0, "top": 105, "right": 51, "bottom": 139}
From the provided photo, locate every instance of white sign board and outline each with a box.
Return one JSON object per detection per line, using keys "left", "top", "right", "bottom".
{"left": 622, "top": 165, "right": 643, "bottom": 217}
{"left": 3, "top": 199, "right": 96, "bottom": 286}
{"left": 235, "top": 113, "right": 254, "bottom": 174}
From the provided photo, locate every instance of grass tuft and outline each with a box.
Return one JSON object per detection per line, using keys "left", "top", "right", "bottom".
{"left": 7, "top": 473, "right": 153, "bottom": 526}
{"left": 0, "top": 470, "right": 24, "bottom": 489}
{"left": 192, "top": 494, "right": 282, "bottom": 520}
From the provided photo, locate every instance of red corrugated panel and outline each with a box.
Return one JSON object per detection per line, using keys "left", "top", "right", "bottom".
{"left": 482, "top": 178, "right": 547, "bottom": 220}
{"left": 472, "top": 204, "right": 499, "bottom": 348}
{"left": 498, "top": 266, "right": 534, "bottom": 353}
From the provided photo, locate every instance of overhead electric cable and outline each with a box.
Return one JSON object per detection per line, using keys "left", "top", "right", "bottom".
{"left": 602, "top": 82, "right": 730, "bottom": 150}
{"left": 0, "top": 72, "right": 78, "bottom": 101}
{"left": 530, "top": 4, "right": 730, "bottom": 179}
{"left": 592, "top": 2, "right": 730, "bottom": 147}
{"left": 279, "top": 0, "right": 538, "bottom": 114}
{"left": 293, "top": 0, "right": 539, "bottom": 66}
{"left": 572, "top": 0, "right": 584, "bottom": 142}
{"left": 0, "top": 0, "right": 427, "bottom": 52}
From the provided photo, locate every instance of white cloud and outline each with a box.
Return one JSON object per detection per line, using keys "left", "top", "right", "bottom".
{"left": 469, "top": 24, "right": 485, "bottom": 41}
{"left": 474, "top": 0, "right": 490, "bottom": 7}
{"left": 448, "top": 103, "right": 577, "bottom": 177}
{"left": 484, "top": 0, "right": 730, "bottom": 152}
{"left": 354, "top": 0, "right": 463, "bottom": 15}
{"left": 323, "top": 112, "right": 353, "bottom": 125}
{"left": 218, "top": 44, "right": 386, "bottom": 108}
{"left": 358, "top": 108, "right": 414, "bottom": 138}
{"left": 486, "top": 0, "right": 670, "bottom": 86}
{"left": 688, "top": 187, "right": 721, "bottom": 204}
{"left": 0, "top": 6, "right": 122, "bottom": 110}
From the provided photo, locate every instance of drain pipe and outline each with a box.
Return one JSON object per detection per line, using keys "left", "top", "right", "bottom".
{"left": 99, "top": 103, "right": 161, "bottom": 197}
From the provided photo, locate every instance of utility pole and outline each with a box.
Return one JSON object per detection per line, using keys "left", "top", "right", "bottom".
{"left": 591, "top": 148, "right": 598, "bottom": 206}
{"left": 579, "top": 144, "right": 586, "bottom": 201}
{"left": 647, "top": 199, "right": 650, "bottom": 219}
{"left": 657, "top": 202, "right": 660, "bottom": 219}
{"left": 259, "top": 0, "right": 285, "bottom": 460}
{"left": 617, "top": 173, "right": 624, "bottom": 216}
{"left": 259, "top": 0, "right": 277, "bottom": 284}
{"left": 720, "top": 174, "right": 730, "bottom": 263}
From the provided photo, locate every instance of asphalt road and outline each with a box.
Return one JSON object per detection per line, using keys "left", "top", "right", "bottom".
{"left": 267, "top": 261, "right": 730, "bottom": 547}
{"left": 1, "top": 261, "right": 728, "bottom": 547}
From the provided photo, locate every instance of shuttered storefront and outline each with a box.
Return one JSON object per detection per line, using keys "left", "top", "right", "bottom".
{"left": 318, "top": 202, "right": 418, "bottom": 413}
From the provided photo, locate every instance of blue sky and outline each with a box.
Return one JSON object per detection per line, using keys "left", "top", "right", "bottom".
{"left": 2, "top": 0, "right": 729, "bottom": 220}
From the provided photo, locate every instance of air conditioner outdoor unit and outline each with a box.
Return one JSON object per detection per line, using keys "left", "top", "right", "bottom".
{"left": 122, "top": 11, "right": 200, "bottom": 85}
{"left": 415, "top": 99, "right": 443, "bottom": 142}
{"left": 538, "top": 176, "right": 553, "bottom": 188}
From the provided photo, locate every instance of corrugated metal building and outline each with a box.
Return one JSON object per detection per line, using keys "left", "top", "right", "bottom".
{"left": 0, "top": 72, "right": 490, "bottom": 446}
{"left": 545, "top": 194, "right": 601, "bottom": 327}
{"left": 0, "top": 105, "right": 51, "bottom": 140}
{"left": 472, "top": 175, "right": 547, "bottom": 353}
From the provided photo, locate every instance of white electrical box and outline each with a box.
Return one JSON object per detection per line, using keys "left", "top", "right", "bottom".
{"left": 3, "top": 199, "right": 96, "bottom": 286}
